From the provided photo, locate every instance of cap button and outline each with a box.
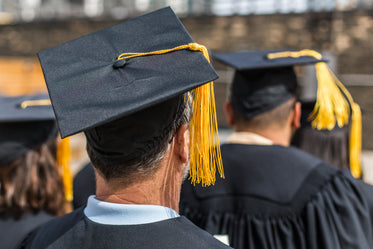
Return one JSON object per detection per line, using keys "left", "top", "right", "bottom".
{"left": 113, "top": 59, "right": 127, "bottom": 69}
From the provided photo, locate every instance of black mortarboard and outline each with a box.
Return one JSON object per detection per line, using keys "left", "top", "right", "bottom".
{"left": 213, "top": 50, "right": 326, "bottom": 71}
{"left": 214, "top": 49, "right": 362, "bottom": 178}
{"left": 38, "top": 7, "right": 224, "bottom": 186}
{"left": 213, "top": 50, "right": 325, "bottom": 119}
{"left": 38, "top": 7, "right": 217, "bottom": 138}
{"left": 0, "top": 94, "right": 57, "bottom": 165}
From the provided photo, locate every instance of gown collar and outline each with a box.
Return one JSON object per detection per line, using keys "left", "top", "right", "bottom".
{"left": 84, "top": 195, "right": 179, "bottom": 225}
{"left": 225, "top": 131, "right": 273, "bottom": 145}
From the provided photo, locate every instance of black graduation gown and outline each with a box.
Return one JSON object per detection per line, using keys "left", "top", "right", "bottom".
{"left": 73, "top": 163, "right": 96, "bottom": 209}
{"left": 0, "top": 211, "right": 53, "bottom": 249}
{"left": 22, "top": 208, "right": 231, "bottom": 249}
{"left": 180, "top": 144, "right": 373, "bottom": 249}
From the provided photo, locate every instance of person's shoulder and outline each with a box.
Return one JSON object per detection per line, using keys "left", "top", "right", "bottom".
{"left": 1, "top": 211, "right": 54, "bottom": 249}
{"left": 39, "top": 206, "right": 85, "bottom": 229}
{"left": 141, "top": 216, "right": 231, "bottom": 248}
{"left": 298, "top": 168, "right": 373, "bottom": 247}
{"left": 221, "top": 143, "right": 323, "bottom": 166}
{"left": 73, "top": 163, "right": 96, "bottom": 209}
{"left": 164, "top": 216, "right": 232, "bottom": 248}
{"left": 22, "top": 208, "right": 85, "bottom": 249}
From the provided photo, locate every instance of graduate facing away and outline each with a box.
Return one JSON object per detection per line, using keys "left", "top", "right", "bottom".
{"left": 291, "top": 100, "right": 352, "bottom": 171}
{"left": 180, "top": 49, "right": 373, "bottom": 249}
{"left": 0, "top": 94, "right": 69, "bottom": 249}
{"left": 22, "top": 7, "right": 229, "bottom": 249}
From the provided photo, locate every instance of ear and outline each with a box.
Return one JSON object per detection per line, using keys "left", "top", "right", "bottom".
{"left": 292, "top": 101, "right": 302, "bottom": 129}
{"left": 174, "top": 124, "right": 189, "bottom": 163}
{"left": 224, "top": 101, "right": 235, "bottom": 126}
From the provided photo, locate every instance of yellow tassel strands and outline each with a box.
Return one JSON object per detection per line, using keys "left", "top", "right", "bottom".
{"left": 267, "top": 49, "right": 362, "bottom": 178}
{"left": 117, "top": 43, "right": 224, "bottom": 186}
{"left": 57, "top": 137, "right": 73, "bottom": 201}
{"left": 20, "top": 99, "right": 51, "bottom": 109}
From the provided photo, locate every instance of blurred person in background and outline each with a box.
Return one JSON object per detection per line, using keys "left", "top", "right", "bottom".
{"left": 180, "top": 49, "right": 373, "bottom": 249}
{"left": 0, "top": 94, "right": 70, "bottom": 249}
{"left": 291, "top": 100, "right": 352, "bottom": 172}
{"left": 72, "top": 162, "right": 95, "bottom": 209}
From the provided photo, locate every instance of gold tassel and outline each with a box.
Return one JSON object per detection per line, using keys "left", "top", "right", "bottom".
{"left": 333, "top": 78, "right": 362, "bottom": 178}
{"left": 189, "top": 81, "right": 224, "bottom": 186}
{"left": 314, "top": 63, "right": 362, "bottom": 178}
{"left": 20, "top": 99, "right": 51, "bottom": 109}
{"left": 267, "top": 49, "right": 362, "bottom": 178}
{"left": 349, "top": 103, "right": 362, "bottom": 178}
{"left": 117, "top": 43, "right": 224, "bottom": 186}
{"left": 188, "top": 43, "right": 224, "bottom": 186}
{"left": 57, "top": 137, "right": 73, "bottom": 201}
{"left": 310, "top": 63, "right": 350, "bottom": 130}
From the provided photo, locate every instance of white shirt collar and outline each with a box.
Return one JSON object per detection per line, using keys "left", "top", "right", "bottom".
{"left": 84, "top": 195, "right": 179, "bottom": 225}
{"left": 225, "top": 131, "right": 273, "bottom": 145}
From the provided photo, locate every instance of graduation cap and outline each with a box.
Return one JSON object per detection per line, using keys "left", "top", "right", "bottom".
{"left": 214, "top": 49, "right": 362, "bottom": 178}
{"left": 0, "top": 94, "right": 57, "bottom": 165}
{"left": 38, "top": 7, "right": 223, "bottom": 186}
{"left": 0, "top": 94, "right": 73, "bottom": 201}
{"left": 213, "top": 50, "right": 325, "bottom": 118}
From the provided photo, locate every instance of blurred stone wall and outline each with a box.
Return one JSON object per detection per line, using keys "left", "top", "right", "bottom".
{"left": 1, "top": 10, "right": 373, "bottom": 149}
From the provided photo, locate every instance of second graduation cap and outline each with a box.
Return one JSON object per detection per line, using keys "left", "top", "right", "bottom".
{"left": 38, "top": 7, "right": 224, "bottom": 186}
{"left": 214, "top": 49, "right": 362, "bottom": 178}
{"left": 0, "top": 94, "right": 57, "bottom": 165}
{"left": 213, "top": 50, "right": 326, "bottom": 118}
{"left": 0, "top": 94, "right": 73, "bottom": 201}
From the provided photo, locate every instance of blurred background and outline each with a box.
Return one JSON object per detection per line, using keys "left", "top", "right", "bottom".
{"left": 1, "top": 0, "right": 373, "bottom": 182}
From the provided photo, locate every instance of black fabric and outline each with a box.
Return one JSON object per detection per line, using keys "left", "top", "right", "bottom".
{"left": 231, "top": 67, "right": 298, "bottom": 119}
{"left": 0, "top": 211, "right": 53, "bottom": 249}
{"left": 73, "top": 163, "right": 96, "bottom": 209}
{"left": 22, "top": 208, "right": 231, "bottom": 249}
{"left": 180, "top": 144, "right": 373, "bottom": 249}
{"left": 38, "top": 7, "right": 218, "bottom": 138}
{"left": 355, "top": 179, "right": 373, "bottom": 225}
{"left": 213, "top": 50, "right": 326, "bottom": 71}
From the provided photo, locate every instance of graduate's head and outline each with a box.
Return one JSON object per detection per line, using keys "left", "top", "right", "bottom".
{"left": 224, "top": 65, "right": 301, "bottom": 132}
{"left": 215, "top": 49, "right": 362, "bottom": 178}
{"left": 0, "top": 94, "right": 66, "bottom": 219}
{"left": 214, "top": 50, "right": 323, "bottom": 130}
{"left": 85, "top": 95, "right": 191, "bottom": 183}
{"left": 225, "top": 95, "right": 300, "bottom": 134}
{"left": 38, "top": 7, "right": 224, "bottom": 187}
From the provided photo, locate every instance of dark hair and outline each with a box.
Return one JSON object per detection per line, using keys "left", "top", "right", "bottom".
{"left": 87, "top": 98, "right": 191, "bottom": 183}
{"left": 0, "top": 139, "right": 66, "bottom": 219}
{"left": 291, "top": 123, "right": 350, "bottom": 170}
{"left": 233, "top": 98, "right": 297, "bottom": 130}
